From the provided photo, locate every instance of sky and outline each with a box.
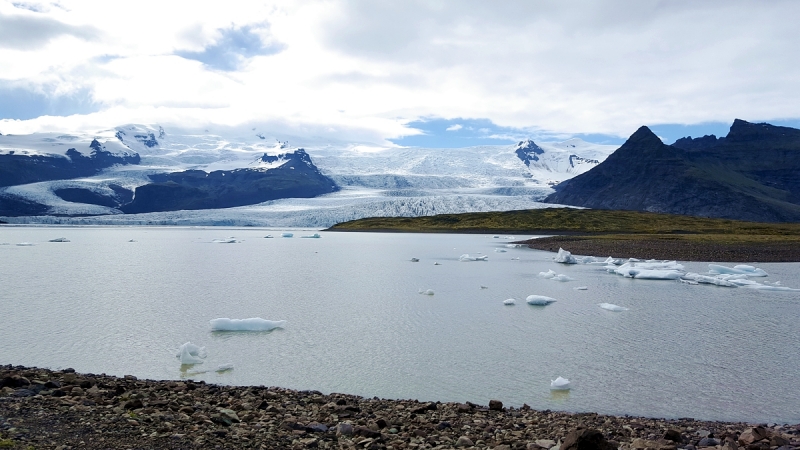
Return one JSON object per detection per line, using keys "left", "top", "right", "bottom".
{"left": 1, "top": 0, "right": 800, "bottom": 147}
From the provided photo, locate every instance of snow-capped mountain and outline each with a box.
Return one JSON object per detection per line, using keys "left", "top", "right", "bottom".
{"left": 0, "top": 124, "right": 619, "bottom": 226}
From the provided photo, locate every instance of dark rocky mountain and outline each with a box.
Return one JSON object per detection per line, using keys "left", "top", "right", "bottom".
{"left": 515, "top": 139, "right": 545, "bottom": 166}
{"left": 545, "top": 119, "right": 800, "bottom": 222}
{"left": 120, "top": 149, "right": 338, "bottom": 213}
{"left": 0, "top": 139, "right": 141, "bottom": 188}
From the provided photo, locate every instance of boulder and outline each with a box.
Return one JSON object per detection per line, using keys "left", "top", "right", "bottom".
{"left": 561, "top": 428, "right": 616, "bottom": 450}
{"left": 739, "top": 427, "right": 768, "bottom": 446}
{"left": 456, "top": 436, "right": 475, "bottom": 447}
{"left": 663, "top": 429, "right": 682, "bottom": 443}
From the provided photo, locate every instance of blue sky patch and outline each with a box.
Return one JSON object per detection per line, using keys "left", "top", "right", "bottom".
{"left": 176, "top": 24, "right": 284, "bottom": 71}
{"left": 0, "top": 85, "right": 98, "bottom": 120}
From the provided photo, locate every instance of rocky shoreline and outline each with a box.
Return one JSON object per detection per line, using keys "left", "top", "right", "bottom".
{"left": 1, "top": 365, "right": 798, "bottom": 450}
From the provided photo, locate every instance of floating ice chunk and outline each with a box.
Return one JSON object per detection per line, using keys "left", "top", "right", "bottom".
{"left": 539, "top": 269, "right": 556, "bottom": 279}
{"left": 434, "top": 262, "right": 441, "bottom": 265}
{"left": 177, "top": 342, "right": 206, "bottom": 364}
{"left": 264, "top": 235, "right": 273, "bottom": 238}
{"left": 410, "top": 258, "right": 419, "bottom": 262}
{"left": 599, "top": 303, "right": 629, "bottom": 311}
{"left": 679, "top": 279, "right": 699, "bottom": 285}
{"left": 682, "top": 273, "right": 737, "bottom": 287}
{"left": 301, "top": 233, "right": 321, "bottom": 238}
{"left": 574, "top": 286, "right": 588, "bottom": 290}
{"left": 209, "top": 318, "right": 286, "bottom": 331}
{"left": 510, "top": 257, "right": 520, "bottom": 260}
{"left": 281, "top": 232, "right": 293, "bottom": 238}
{"left": 212, "top": 238, "right": 239, "bottom": 243}
{"left": 216, "top": 363, "right": 234, "bottom": 372}
{"left": 128, "top": 239, "right": 137, "bottom": 242}
{"left": 550, "top": 376, "right": 571, "bottom": 390}
{"left": 554, "top": 248, "right": 577, "bottom": 264}
{"left": 419, "top": 289, "right": 435, "bottom": 295}
{"left": 493, "top": 235, "right": 500, "bottom": 238}
{"left": 708, "top": 264, "right": 768, "bottom": 277}
{"left": 503, "top": 298, "right": 516, "bottom": 305}
{"left": 526, "top": 295, "right": 557, "bottom": 305}
{"left": 610, "top": 261, "right": 684, "bottom": 279}
{"left": 16, "top": 242, "right": 34, "bottom": 246}
{"left": 604, "top": 256, "right": 625, "bottom": 265}
{"left": 505, "top": 244, "right": 523, "bottom": 248}
{"left": 739, "top": 284, "right": 800, "bottom": 291}
{"left": 577, "top": 256, "right": 598, "bottom": 264}
{"left": 48, "top": 237, "right": 70, "bottom": 242}
{"left": 480, "top": 285, "right": 489, "bottom": 289}
{"left": 494, "top": 248, "right": 507, "bottom": 253}
{"left": 459, "top": 254, "right": 488, "bottom": 261}
{"left": 539, "top": 269, "right": 574, "bottom": 282}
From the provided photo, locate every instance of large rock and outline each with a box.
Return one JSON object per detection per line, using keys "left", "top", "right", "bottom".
{"left": 561, "top": 428, "right": 616, "bottom": 450}
{"left": 738, "top": 427, "right": 768, "bottom": 445}
{"left": 489, "top": 399, "right": 503, "bottom": 411}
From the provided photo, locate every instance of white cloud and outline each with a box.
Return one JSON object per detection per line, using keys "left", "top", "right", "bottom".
{"left": 1, "top": 0, "right": 800, "bottom": 144}
{"left": 445, "top": 124, "right": 462, "bottom": 131}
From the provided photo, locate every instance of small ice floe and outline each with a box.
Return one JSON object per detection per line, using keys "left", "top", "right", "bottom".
{"left": 505, "top": 244, "right": 523, "bottom": 248}
{"left": 526, "top": 295, "right": 557, "bottom": 305}
{"left": 459, "top": 254, "right": 488, "bottom": 262}
{"left": 574, "top": 286, "right": 588, "bottom": 290}
{"left": 301, "top": 233, "right": 321, "bottom": 238}
{"left": 708, "top": 264, "right": 768, "bottom": 277}
{"left": 538, "top": 269, "right": 574, "bottom": 282}
{"left": 281, "top": 232, "right": 293, "bottom": 238}
{"left": 511, "top": 257, "right": 520, "bottom": 260}
{"left": 604, "top": 256, "right": 625, "bottom": 265}
{"left": 410, "top": 258, "right": 419, "bottom": 262}
{"left": 599, "top": 303, "right": 629, "bottom": 312}
{"left": 177, "top": 342, "right": 207, "bottom": 365}
{"left": 681, "top": 273, "right": 738, "bottom": 287}
{"left": 264, "top": 235, "right": 274, "bottom": 238}
{"left": 215, "top": 363, "right": 234, "bottom": 372}
{"left": 554, "top": 248, "right": 577, "bottom": 264}
{"left": 212, "top": 237, "right": 240, "bottom": 243}
{"left": 49, "top": 237, "right": 70, "bottom": 243}
{"left": 433, "top": 262, "right": 441, "bottom": 265}
{"left": 679, "top": 279, "right": 699, "bottom": 285}
{"left": 607, "top": 260, "right": 684, "bottom": 280}
{"left": 128, "top": 239, "right": 137, "bottom": 242}
{"left": 550, "top": 376, "right": 571, "bottom": 390}
{"left": 16, "top": 242, "right": 35, "bottom": 246}
{"left": 480, "top": 285, "right": 489, "bottom": 289}
{"left": 419, "top": 289, "right": 435, "bottom": 295}
{"left": 495, "top": 248, "right": 507, "bottom": 253}
{"left": 210, "top": 318, "right": 286, "bottom": 331}
{"left": 493, "top": 235, "right": 500, "bottom": 238}
{"left": 503, "top": 298, "right": 516, "bottom": 305}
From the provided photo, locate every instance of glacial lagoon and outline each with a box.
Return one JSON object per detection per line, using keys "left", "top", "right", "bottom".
{"left": 1, "top": 226, "right": 799, "bottom": 424}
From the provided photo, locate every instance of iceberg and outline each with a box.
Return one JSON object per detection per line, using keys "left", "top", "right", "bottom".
{"left": 526, "top": 295, "right": 557, "bottom": 305}
{"left": 212, "top": 238, "right": 239, "bottom": 243}
{"left": 264, "top": 235, "right": 273, "bottom": 238}
{"left": 681, "top": 273, "right": 738, "bottom": 287}
{"left": 209, "top": 318, "right": 286, "bottom": 331}
{"left": 434, "top": 262, "right": 441, "bottom": 265}
{"left": 16, "top": 242, "right": 34, "bottom": 246}
{"left": 554, "top": 248, "right": 577, "bottom": 264}
{"left": 177, "top": 342, "right": 206, "bottom": 365}
{"left": 574, "top": 286, "right": 588, "bottom": 290}
{"left": 419, "top": 289, "right": 435, "bottom": 295}
{"left": 215, "top": 363, "right": 234, "bottom": 372}
{"left": 410, "top": 258, "right": 419, "bottom": 262}
{"left": 503, "top": 298, "right": 516, "bottom": 305}
{"left": 48, "top": 237, "right": 70, "bottom": 242}
{"left": 608, "top": 261, "right": 684, "bottom": 280}
{"left": 301, "top": 233, "right": 321, "bottom": 238}
{"left": 708, "top": 264, "right": 768, "bottom": 277}
{"left": 281, "top": 232, "right": 293, "bottom": 238}
{"left": 494, "top": 248, "right": 507, "bottom": 253}
{"left": 550, "top": 376, "right": 571, "bottom": 390}
{"left": 538, "top": 269, "right": 574, "bottom": 282}
{"left": 480, "top": 285, "right": 488, "bottom": 289}
{"left": 459, "top": 254, "right": 488, "bottom": 261}
{"left": 599, "top": 303, "right": 629, "bottom": 312}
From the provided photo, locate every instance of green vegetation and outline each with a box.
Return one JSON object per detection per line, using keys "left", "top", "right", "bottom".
{"left": 327, "top": 208, "right": 800, "bottom": 237}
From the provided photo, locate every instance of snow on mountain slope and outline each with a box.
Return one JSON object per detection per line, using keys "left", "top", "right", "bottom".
{"left": 0, "top": 130, "right": 138, "bottom": 158}
{"left": 0, "top": 124, "right": 618, "bottom": 225}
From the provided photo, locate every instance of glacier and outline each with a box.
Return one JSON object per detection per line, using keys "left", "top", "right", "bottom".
{"left": 0, "top": 124, "right": 618, "bottom": 227}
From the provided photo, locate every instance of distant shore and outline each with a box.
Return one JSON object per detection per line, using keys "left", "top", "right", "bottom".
{"left": 519, "top": 236, "right": 800, "bottom": 263}
{"left": 2, "top": 365, "right": 798, "bottom": 450}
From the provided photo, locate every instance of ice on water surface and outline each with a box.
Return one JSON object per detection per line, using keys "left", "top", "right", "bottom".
{"left": 418, "top": 289, "right": 435, "bottom": 295}
{"left": 526, "top": 295, "right": 557, "bottom": 305}
{"left": 459, "top": 254, "right": 488, "bottom": 261}
{"left": 209, "top": 318, "right": 286, "bottom": 331}
{"left": 708, "top": 264, "right": 768, "bottom": 277}
{"left": 538, "top": 269, "right": 574, "bottom": 282}
{"left": 554, "top": 248, "right": 577, "bottom": 264}
{"left": 550, "top": 376, "right": 571, "bottom": 390}
{"left": 177, "top": 342, "right": 206, "bottom": 364}
{"left": 599, "top": 303, "right": 629, "bottom": 312}
{"left": 503, "top": 298, "right": 516, "bottom": 305}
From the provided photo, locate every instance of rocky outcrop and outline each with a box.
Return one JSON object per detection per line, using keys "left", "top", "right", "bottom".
{"left": 545, "top": 120, "right": 800, "bottom": 222}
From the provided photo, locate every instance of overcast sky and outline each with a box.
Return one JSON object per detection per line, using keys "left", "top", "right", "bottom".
{"left": 1, "top": 0, "right": 799, "bottom": 146}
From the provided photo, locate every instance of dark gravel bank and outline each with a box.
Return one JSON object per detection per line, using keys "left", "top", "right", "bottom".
{"left": 1, "top": 365, "right": 799, "bottom": 449}
{"left": 519, "top": 237, "right": 800, "bottom": 262}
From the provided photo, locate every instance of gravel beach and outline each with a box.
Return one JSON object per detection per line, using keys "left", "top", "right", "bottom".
{"left": 1, "top": 365, "right": 798, "bottom": 450}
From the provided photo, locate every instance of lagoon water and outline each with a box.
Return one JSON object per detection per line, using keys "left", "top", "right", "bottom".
{"left": 1, "top": 226, "right": 799, "bottom": 424}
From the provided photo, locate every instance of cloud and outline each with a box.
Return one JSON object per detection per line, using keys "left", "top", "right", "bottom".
{"left": 445, "top": 124, "right": 462, "bottom": 131}
{"left": 175, "top": 24, "right": 285, "bottom": 71}
{"left": 0, "top": 12, "right": 98, "bottom": 50}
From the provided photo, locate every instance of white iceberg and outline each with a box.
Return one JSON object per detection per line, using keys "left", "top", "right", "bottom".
{"left": 177, "top": 342, "right": 207, "bottom": 365}
{"left": 210, "top": 318, "right": 286, "bottom": 331}
{"left": 599, "top": 303, "right": 629, "bottom": 311}
{"left": 574, "top": 286, "right": 588, "bottom": 290}
{"left": 215, "top": 363, "right": 234, "bottom": 372}
{"left": 681, "top": 273, "right": 738, "bottom": 287}
{"left": 494, "top": 248, "right": 507, "bottom": 253}
{"left": 603, "top": 256, "right": 625, "bottom": 265}
{"left": 538, "top": 269, "right": 574, "bottom": 282}
{"left": 301, "top": 233, "right": 321, "bottom": 238}
{"left": 526, "top": 295, "right": 557, "bottom": 305}
{"left": 480, "top": 285, "right": 489, "bottom": 289}
{"left": 212, "top": 238, "right": 239, "bottom": 243}
{"left": 281, "top": 232, "right": 293, "bottom": 238}
{"left": 410, "top": 258, "right": 419, "bottom": 262}
{"left": 48, "top": 237, "right": 70, "bottom": 242}
{"left": 459, "top": 254, "right": 488, "bottom": 261}
{"left": 434, "top": 262, "right": 441, "bottom": 265}
{"left": 505, "top": 244, "right": 523, "bottom": 248}
{"left": 503, "top": 298, "right": 516, "bottom": 305}
{"left": 264, "top": 235, "right": 274, "bottom": 238}
{"left": 418, "top": 289, "right": 435, "bottom": 295}
{"left": 16, "top": 242, "right": 35, "bottom": 246}
{"left": 608, "top": 261, "right": 684, "bottom": 280}
{"left": 554, "top": 248, "right": 577, "bottom": 264}
{"left": 708, "top": 264, "right": 768, "bottom": 277}
{"left": 550, "top": 376, "right": 571, "bottom": 390}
